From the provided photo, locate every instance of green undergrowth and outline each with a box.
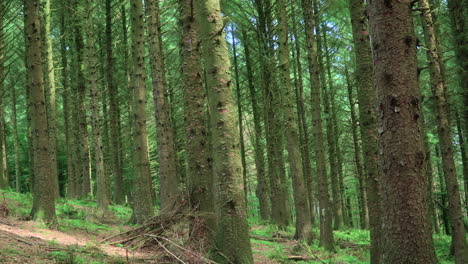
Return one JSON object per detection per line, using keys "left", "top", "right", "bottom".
{"left": 249, "top": 216, "right": 454, "bottom": 264}
{"left": 0, "top": 189, "right": 457, "bottom": 263}
{"left": 0, "top": 189, "right": 132, "bottom": 234}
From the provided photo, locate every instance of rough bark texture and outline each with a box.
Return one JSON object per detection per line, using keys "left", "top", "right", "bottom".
{"left": 345, "top": 66, "right": 369, "bottom": 229}
{"left": 179, "top": 0, "right": 215, "bottom": 242}
{"left": 277, "top": 0, "right": 313, "bottom": 242}
{"left": 242, "top": 30, "right": 270, "bottom": 220}
{"left": 456, "top": 112, "right": 468, "bottom": 217}
{"left": 368, "top": 0, "right": 438, "bottom": 263}
{"left": 129, "top": 0, "right": 155, "bottom": 224}
{"left": 446, "top": 0, "right": 468, "bottom": 138}
{"left": 254, "top": 0, "right": 290, "bottom": 228}
{"left": 0, "top": 0, "right": 6, "bottom": 190}
{"left": 315, "top": 17, "right": 342, "bottom": 230}
{"left": 231, "top": 30, "right": 248, "bottom": 202}
{"left": 25, "top": 0, "right": 57, "bottom": 225}
{"left": 146, "top": 0, "right": 179, "bottom": 212}
{"left": 42, "top": 0, "right": 59, "bottom": 198}
{"left": 59, "top": 4, "right": 75, "bottom": 198}
{"left": 10, "top": 77, "right": 21, "bottom": 192}
{"left": 347, "top": 0, "right": 382, "bottom": 260}
{"left": 419, "top": 0, "right": 468, "bottom": 261}
{"left": 301, "top": 0, "right": 334, "bottom": 251}
{"left": 106, "top": 0, "right": 124, "bottom": 205}
{"left": 84, "top": 0, "right": 109, "bottom": 212}
{"left": 196, "top": 0, "right": 253, "bottom": 262}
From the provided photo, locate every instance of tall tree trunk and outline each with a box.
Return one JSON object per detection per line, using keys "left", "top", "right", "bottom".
{"left": 254, "top": 0, "right": 290, "bottom": 228}
{"left": 59, "top": 3, "right": 75, "bottom": 198}
{"left": 71, "top": 1, "right": 91, "bottom": 197}
{"left": 196, "top": 1, "right": 253, "bottom": 262}
{"left": 25, "top": 0, "right": 57, "bottom": 226}
{"left": 129, "top": 0, "right": 154, "bottom": 224}
{"left": 84, "top": 0, "right": 109, "bottom": 212}
{"left": 179, "top": 0, "right": 215, "bottom": 243}
{"left": 106, "top": 0, "right": 124, "bottom": 205}
{"left": 446, "top": 0, "right": 468, "bottom": 138}
{"left": 419, "top": 0, "right": 468, "bottom": 261}
{"left": 316, "top": 17, "right": 342, "bottom": 230}
{"left": 347, "top": 0, "right": 382, "bottom": 261}
{"left": 291, "top": 4, "right": 315, "bottom": 225}
{"left": 146, "top": 0, "right": 179, "bottom": 212}
{"left": 0, "top": 0, "right": 6, "bottom": 190}
{"left": 277, "top": 0, "right": 313, "bottom": 242}
{"left": 242, "top": 30, "right": 270, "bottom": 220}
{"left": 231, "top": 29, "right": 248, "bottom": 202}
{"left": 10, "top": 79, "right": 21, "bottom": 192}
{"left": 301, "top": 0, "right": 334, "bottom": 250}
{"left": 367, "top": 0, "right": 438, "bottom": 262}
{"left": 455, "top": 111, "right": 468, "bottom": 217}
{"left": 42, "top": 0, "right": 59, "bottom": 198}
{"left": 345, "top": 66, "right": 369, "bottom": 229}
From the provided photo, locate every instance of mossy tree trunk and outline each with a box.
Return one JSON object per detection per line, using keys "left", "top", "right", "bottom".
{"left": 196, "top": 0, "right": 253, "bottom": 262}
{"left": 42, "top": 0, "right": 59, "bottom": 198}
{"left": 129, "top": 0, "right": 154, "bottom": 224}
{"left": 277, "top": 0, "right": 313, "bottom": 242}
{"left": 25, "top": 0, "right": 57, "bottom": 226}
{"left": 146, "top": 0, "right": 179, "bottom": 212}
{"left": 179, "top": 0, "right": 215, "bottom": 243}
{"left": 419, "top": 0, "right": 468, "bottom": 261}
{"left": 301, "top": 0, "right": 334, "bottom": 250}
{"left": 347, "top": 0, "right": 382, "bottom": 260}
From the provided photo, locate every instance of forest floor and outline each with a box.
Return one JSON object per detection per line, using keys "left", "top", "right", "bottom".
{"left": 0, "top": 190, "right": 454, "bottom": 264}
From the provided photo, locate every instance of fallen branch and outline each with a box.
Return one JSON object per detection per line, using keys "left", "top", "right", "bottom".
{"left": 287, "top": 255, "right": 314, "bottom": 261}
{"left": 151, "top": 236, "right": 187, "bottom": 264}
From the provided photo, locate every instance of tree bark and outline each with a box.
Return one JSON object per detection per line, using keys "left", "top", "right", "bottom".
{"left": 242, "top": 30, "right": 270, "bottom": 220}
{"left": 347, "top": 0, "right": 382, "bottom": 261}
{"left": 42, "top": 0, "right": 59, "bottom": 198}
{"left": 419, "top": 0, "right": 468, "bottom": 261}
{"left": 129, "top": 0, "right": 155, "bottom": 224}
{"left": 301, "top": 0, "right": 334, "bottom": 251}
{"left": 179, "top": 0, "right": 215, "bottom": 243}
{"left": 196, "top": 1, "right": 254, "bottom": 262}
{"left": 277, "top": 0, "right": 313, "bottom": 242}
{"left": 25, "top": 0, "right": 57, "bottom": 226}
{"left": 368, "top": 0, "right": 438, "bottom": 262}
{"left": 345, "top": 66, "right": 369, "bottom": 229}
{"left": 146, "top": 0, "right": 179, "bottom": 212}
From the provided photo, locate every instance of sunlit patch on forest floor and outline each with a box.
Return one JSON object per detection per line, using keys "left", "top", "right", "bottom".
{"left": 0, "top": 190, "right": 455, "bottom": 263}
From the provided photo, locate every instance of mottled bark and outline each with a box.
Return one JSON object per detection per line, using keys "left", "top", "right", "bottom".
{"left": 254, "top": 0, "right": 290, "bottom": 227}
{"left": 291, "top": 5, "right": 315, "bottom": 225}
{"left": 59, "top": 4, "right": 75, "bottom": 198}
{"left": 231, "top": 29, "right": 248, "bottom": 202}
{"left": 368, "top": 0, "right": 438, "bottom": 262}
{"left": 25, "top": 0, "right": 57, "bottom": 225}
{"left": 42, "top": 0, "right": 59, "bottom": 198}
{"left": 301, "top": 0, "right": 334, "bottom": 250}
{"left": 129, "top": 0, "right": 155, "bottom": 224}
{"left": 196, "top": 0, "right": 253, "bottom": 262}
{"left": 347, "top": 0, "right": 382, "bottom": 260}
{"left": 277, "top": 0, "right": 313, "bottom": 242}
{"left": 106, "top": 0, "right": 124, "bottom": 205}
{"left": 419, "top": 0, "right": 468, "bottom": 261}
{"left": 0, "top": 1, "right": 6, "bottom": 190}
{"left": 146, "top": 0, "right": 179, "bottom": 212}
{"left": 84, "top": 0, "right": 109, "bottom": 212}
{"left": 179, "top": 0, "right": 215, "bottom": 243}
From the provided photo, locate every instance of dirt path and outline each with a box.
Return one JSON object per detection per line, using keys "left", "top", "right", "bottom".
{"left": 0, "top": 218, "right": 156, "bottom": 264}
